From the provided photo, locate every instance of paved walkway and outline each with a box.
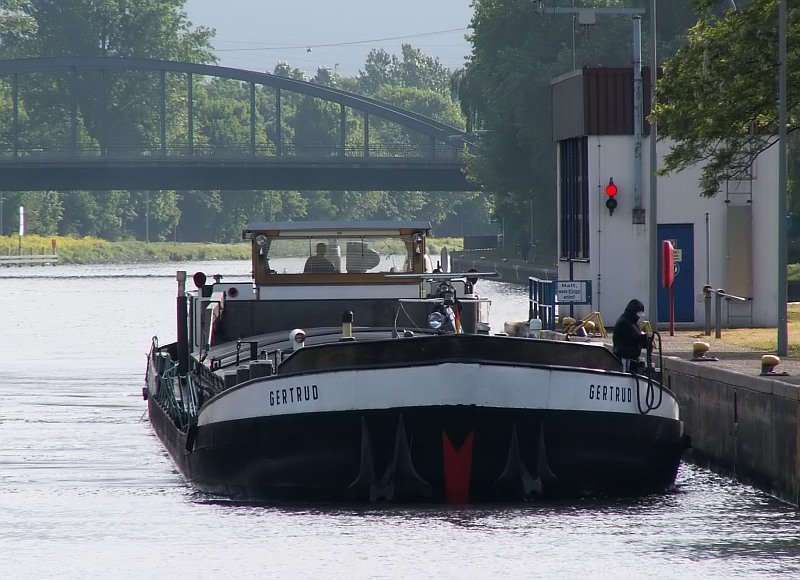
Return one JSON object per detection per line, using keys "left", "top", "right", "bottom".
{"left": 640, "top": 330, "right": 800, "bottom": 386}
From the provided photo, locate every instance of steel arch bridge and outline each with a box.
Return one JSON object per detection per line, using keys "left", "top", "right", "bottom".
{"left": 0, "top": 57, "right": 477, "bottom": 191}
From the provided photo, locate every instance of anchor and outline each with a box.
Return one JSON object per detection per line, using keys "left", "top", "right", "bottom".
{"left": 494, "top": 421, "right": 557, "bottom": 498}
{"left": 372, "top": 414, "right": 432, "bottom": 501}
{"left": 345, "top": 416, "right": 378, "bottom": 501}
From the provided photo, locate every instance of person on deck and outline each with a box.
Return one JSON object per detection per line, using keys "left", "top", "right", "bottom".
{"left": 612, "top": 298, "right": 651, "bottom": 371}
{"left": 304, "top": 242, "right": 335, "bottom": 273}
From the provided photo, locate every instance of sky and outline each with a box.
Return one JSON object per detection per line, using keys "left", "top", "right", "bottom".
{"left": 183, "top": 0, "right": 475, "bottom": 77}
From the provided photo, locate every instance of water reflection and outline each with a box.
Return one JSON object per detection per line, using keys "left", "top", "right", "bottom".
{"left": 2, "top": 264, "right": 799, "bottom": 578}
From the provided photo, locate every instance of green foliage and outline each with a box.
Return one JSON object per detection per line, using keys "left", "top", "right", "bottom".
{"left": 654, "top": 0, "right": 789, "bottom": 197}
{"left": 788, "top": 262, "right": 800, "bottom": 281}
{"left": 426, "top": 237, "right": 464, "bottom": 255}
{"left": 357, "top": 45, "right": 451, "bottom": 96}
{"left": 0, "top": 234, "right": 250, "bottom": 263}
{"left": 0, "top": 0, "right": 215, "bottom": 61}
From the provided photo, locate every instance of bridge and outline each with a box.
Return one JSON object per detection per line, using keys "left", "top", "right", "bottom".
{"left": 0, "top": 58, "right": 476, "bottom": 191}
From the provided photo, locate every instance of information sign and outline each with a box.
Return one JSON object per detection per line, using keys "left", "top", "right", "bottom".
{"left": 555, "top": 280, "right": 592, "bottom": 304}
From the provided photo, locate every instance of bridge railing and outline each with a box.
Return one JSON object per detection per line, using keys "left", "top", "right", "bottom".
{"left": 0, "top": 143, "right": 464, "bottom": 163}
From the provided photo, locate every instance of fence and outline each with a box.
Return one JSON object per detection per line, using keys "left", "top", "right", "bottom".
{"left": 1, "top": 248, "right": 58, "bottom": 266}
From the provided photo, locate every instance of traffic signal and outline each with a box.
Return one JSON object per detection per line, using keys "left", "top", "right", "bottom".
{"left": 605, "top": 178, "right": 618, "bottom": 215}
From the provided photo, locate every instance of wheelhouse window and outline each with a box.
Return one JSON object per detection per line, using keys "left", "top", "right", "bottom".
{"left": 559, "top": 137, "right": 589, "bottom": 260}
{"left": 263, "top": 235, "right": 413, "bottom": 274}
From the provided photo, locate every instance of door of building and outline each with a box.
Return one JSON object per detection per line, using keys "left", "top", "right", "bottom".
{"left": 657, "top": 224, "right": 695, "bottom": 323}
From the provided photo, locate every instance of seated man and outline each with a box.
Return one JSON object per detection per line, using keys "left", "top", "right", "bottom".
{"left": 304, "top": 242, "right": 336, "bottom": 273}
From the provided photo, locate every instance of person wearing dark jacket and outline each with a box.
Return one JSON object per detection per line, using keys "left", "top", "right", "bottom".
{"left": 612, "top": 299, "right": 650, "bottom": 370}
{"left": 303, "top": 242, "right": 335, "bottom": 273}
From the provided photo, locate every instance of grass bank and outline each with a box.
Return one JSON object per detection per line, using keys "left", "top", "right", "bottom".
{"left": 693, "top": 303, "right": 800, "bottom": 355}
{"left": 2, "top": 235, "right": 250, "bottom": 264}
{"left": 1, "top": 235, "right": 463, "bottom": 265}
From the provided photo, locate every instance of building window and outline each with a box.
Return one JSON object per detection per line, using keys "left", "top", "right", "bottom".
{"left": 560, "top": 137, "right": 589, "bottom": 260}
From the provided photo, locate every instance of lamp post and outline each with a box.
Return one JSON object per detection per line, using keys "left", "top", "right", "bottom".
{"left": 778, "top": 0, "right": 788, "bottom": 356}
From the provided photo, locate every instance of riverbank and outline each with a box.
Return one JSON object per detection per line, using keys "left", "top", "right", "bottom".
{"left": 1, "top": 235, "right": 250, "bottom": 264}
{"left": 0, "top": 235, "right": 465, "bottom": 265}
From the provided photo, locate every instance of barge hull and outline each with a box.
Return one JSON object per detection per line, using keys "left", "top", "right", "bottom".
{"left": 148, "top": 399, "right": 684, "bottom": 502}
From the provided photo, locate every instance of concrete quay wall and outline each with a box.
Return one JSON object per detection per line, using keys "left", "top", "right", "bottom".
{"left": 664, "top": 357, "right": 800, "bottom": 506}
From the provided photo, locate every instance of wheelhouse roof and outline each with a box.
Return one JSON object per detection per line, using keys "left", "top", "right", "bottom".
{"left": 244, "top": 220, "right": 432, "bottom": 236}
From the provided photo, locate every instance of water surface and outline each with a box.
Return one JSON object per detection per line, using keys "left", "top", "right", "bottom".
{"left": 1, "top": 262, "right": 798, "bottom": 578}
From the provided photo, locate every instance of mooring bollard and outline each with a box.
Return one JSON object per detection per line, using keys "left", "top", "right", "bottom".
{"left": 691, "top": 340, "right": 718, "bottom": 362}
{"left": 760, "top": 354, "right": 787, "bottom": 376}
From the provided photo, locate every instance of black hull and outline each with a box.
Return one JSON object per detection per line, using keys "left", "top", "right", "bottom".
{"left": 148, "top": 397, "right": 685, "bottom": 503}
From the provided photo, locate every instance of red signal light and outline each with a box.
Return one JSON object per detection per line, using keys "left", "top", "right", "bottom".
{"left": 605, "top": 178, "right": 618, "bottom": 215}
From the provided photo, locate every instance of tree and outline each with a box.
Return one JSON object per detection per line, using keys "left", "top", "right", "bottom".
{"left": 654, "top": 0, "right": 793, "bottom": 197}
{"left": 0, "top": 0, "right": 214, "bottom": 61}
{"left": 357, "top": 44, "right": 451, "bottom": 96}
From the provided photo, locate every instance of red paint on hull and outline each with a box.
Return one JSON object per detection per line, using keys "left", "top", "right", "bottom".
{"left": 442, "top": 431, "right": 475, "bottom": 504}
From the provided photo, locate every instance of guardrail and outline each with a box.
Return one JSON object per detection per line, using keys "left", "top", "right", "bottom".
{"left": 701, "top": 285, "right": 748, "bottom": 338}
{"left": 0, "top": 254, "right": 58, "bottom": 266}
{"left": 528, "top": 276, "right": 556, "bottom": 331}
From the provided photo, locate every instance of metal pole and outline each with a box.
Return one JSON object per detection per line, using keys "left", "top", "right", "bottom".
{"left": 160, "top": 70, "right": 166, "bottom": 157}
{"left": 340, "top": 103, "right": 347, "bottom": 157}
{"left": 647, "top": 0, "right": 659, "bottom": 327}
{"left": 275, "top": 88, "right": 282, "bottom": 156}
{"left": 530, "top": 197, "right": 535, "bottom": 260}
{"left": 177, "top": 271, "right": 189, "bottom": 375}
{"left": 249, "top": 82, "right": 256, "bottom": 156}
{"left": 145, "top": 191, "right": 150, "bottom": 243}
{"left": 70, "top": 67, "right": 78, "bottom": 153}
{"left": 715, "top": 291, "right": 723, "bottom": 339}
{"left": 187, "top": 72, "right": 194, "bottom": 156}
{"left": 777, "top": 0, "right": 788, "bottom": 356}
{"left": 705, "top": 212, "right": 711, "bottom": 285}
{"left": 101, "top": 69, "right": 107, "bottom": 156}
{"left": 12, "top": 73, "right": 18, "bottom": 158}
{"left": 632, "top": 16, "right": 644, "bottom": 220}
{"left": 571, "top": 13, "right": 576, "bottom": 70}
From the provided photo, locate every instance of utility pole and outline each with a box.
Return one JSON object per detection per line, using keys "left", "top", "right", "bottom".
{"left": 778, "top": 0, "right": 788, "bottom": 356}
{"left": 648, "top": 0, "right": 659, "bottom": 328}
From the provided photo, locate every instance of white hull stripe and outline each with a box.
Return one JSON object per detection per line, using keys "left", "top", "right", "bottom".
{"left": 198, "top": 363, "right": 680, "bottom": 426}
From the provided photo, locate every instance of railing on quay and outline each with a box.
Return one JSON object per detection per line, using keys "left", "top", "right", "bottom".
{"left": 528, "top": 276, "right": 556, "bottom": 332}
{"left": 701, "top": 285, "right": 749, "bottom": 339}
